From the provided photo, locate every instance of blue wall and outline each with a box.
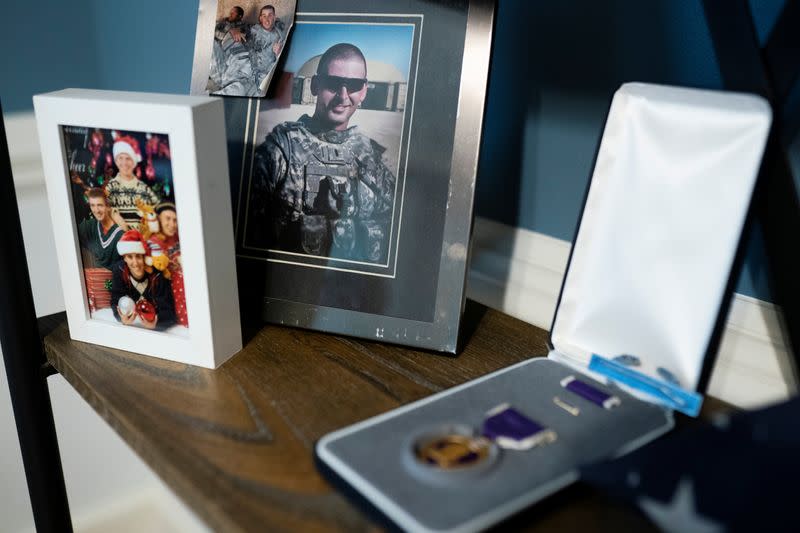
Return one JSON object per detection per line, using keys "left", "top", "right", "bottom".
{"left": 1, "top": 0, "right": 789, "bottom": 302}
{"left": 475, "top": 0, "right": 786, "bottom": 302}
{"left": 0, "top": 0, "right": 197, "bottom": 110}
{"left": 87, "top": 0, "right": 197, "bottom": 94}
{"left": 0, "top": 1, "right": 98, "bottom": 112}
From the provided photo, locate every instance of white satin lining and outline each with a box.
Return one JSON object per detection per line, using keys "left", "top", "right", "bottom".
{"left": 550, "top": 83, "right": 771, "bottom": 391}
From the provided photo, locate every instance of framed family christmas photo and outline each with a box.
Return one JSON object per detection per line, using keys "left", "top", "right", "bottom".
{"left": 34, "top": 90, "right": 242, "bottom": 368}
{"left": 203, "top": 0, "right": 494, "bottom": 352}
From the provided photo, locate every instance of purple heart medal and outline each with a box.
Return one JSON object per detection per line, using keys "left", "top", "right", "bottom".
{"left": 407, "top": 423, "right": 499, "bottom": 483}
{"left": 481, "top": 403, "right": 557, "bottom": 450}
{"left": 408, "top": 405, "right": 556, "bottom": 482}
{"left": 414, "top": 433, "right": 493, "bottom": 469}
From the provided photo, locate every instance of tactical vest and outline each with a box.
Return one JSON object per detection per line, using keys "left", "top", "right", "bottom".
{"left": 282, "top": 125, "right": 388, "bottom": 263}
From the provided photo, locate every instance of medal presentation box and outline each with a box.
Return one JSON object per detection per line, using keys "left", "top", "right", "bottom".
{"left": 316, "top": 83, "right": 772, "bottom": 532}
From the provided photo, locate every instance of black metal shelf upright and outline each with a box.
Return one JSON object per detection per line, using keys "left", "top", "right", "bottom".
{"left": 702, "top": 0, "right": 800, "bottom": 384}
{"left": 0, "top": 103, "right": 73, "bottom": 532}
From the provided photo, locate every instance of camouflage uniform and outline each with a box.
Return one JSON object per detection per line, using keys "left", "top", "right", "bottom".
{"left": 213, "top": 18, "right": 248, "bottom": 43}
{"left": 251, "top": 115, "right": 396, "bottom": 263}
{"left": 209, "top": 19, "right": 284, "bottom": 97}
{"left": 248, "top": 23, "right": 283, "bottom": 91}
{"left": 209, "top": 18, "right": 250, "bottom": 94}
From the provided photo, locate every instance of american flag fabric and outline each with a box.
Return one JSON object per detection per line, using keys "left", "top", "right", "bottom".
{"left": 580, "top": 397, "right": 800, "bottom": 532}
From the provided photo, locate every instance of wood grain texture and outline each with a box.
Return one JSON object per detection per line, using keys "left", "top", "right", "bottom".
{"left": 41, "top": 301, "right": 684, "bottom": 532}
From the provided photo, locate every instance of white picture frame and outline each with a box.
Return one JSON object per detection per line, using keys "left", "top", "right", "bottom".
{"left": 33, "top": 89, "right": 241, "bottom": 368}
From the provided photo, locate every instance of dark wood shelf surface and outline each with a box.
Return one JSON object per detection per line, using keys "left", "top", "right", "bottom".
{"left": 43, "top": 302, "right": 669, "bottom": 532}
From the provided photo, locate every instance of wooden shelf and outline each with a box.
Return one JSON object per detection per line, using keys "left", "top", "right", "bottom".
{"left": 42, "top": 302, "right": 677, "bottom": 532}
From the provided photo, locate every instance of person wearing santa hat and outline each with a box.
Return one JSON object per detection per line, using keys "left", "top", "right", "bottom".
{"left": 106, "top": 134, "right": 160, "bottom": 230}
{"left": 110, "top": 230, "right": 175, "bottom": 330}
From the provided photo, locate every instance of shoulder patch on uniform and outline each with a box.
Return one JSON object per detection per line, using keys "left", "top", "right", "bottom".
{"left": 261, "top": 121, "right": 303, "bottom": 157}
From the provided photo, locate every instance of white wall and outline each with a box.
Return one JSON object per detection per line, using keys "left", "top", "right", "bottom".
{"left": 1, "top": 113, "right": 208, "bottom": 533}
{"left": 468, "top": 218, "right": 798, "bottom": 409}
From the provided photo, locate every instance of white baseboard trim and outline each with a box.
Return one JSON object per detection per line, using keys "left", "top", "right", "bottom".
{"left": 467, "top": 217, "right": 798, "bottom": 409}
{"left": 71, "top": 486, "right": 209, "bottom": 533}
{"left": 14, "top": 485, "right": 209, "bottom": 533}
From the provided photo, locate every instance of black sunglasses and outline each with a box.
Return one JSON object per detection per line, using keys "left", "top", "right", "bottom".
{"left": 316, "top": 75, "right": 368, "bottom": 93}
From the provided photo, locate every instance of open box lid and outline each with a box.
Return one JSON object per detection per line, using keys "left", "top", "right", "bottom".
{"left": 547, "top": 83, "right": 771, "bottom": 413}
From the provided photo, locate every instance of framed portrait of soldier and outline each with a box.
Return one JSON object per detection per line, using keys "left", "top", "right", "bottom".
{"left": 207, "top": 0, "right": 494, "bottom": 353}
{"left": 33, "top": 89, "right": 242, "bottom": 368}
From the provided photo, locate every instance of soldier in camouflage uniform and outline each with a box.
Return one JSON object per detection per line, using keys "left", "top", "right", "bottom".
{"left": 209, "top": 5, "right": 285, "bottom": 97}
{"left": 208, "top": 6, "right": 248, "bottom": 93}
{"left": 251, "top": 43, "right": 396, "bottom": 263}
{"left": 214, "top": 6, "right": 246, "bottom": 41}
{"left": 247, "top": 6, "right": 284, "bottom": 93}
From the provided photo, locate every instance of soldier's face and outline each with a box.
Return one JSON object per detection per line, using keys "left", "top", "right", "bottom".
{"left": 228, "top": 8, "right": 241, "bottom": 22}
{"left": 259, "top": 9, "right": 275, "bottom": 30}
{"left": 313, "top": 57, "right": 368, "bottom": 131}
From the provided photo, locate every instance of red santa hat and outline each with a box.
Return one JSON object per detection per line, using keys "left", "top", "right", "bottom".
{"left": 112, "top": 135, "right": 142, "bottom": 164}
{"left": 116, "top": 230, "right": 147, "bottom": 256}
